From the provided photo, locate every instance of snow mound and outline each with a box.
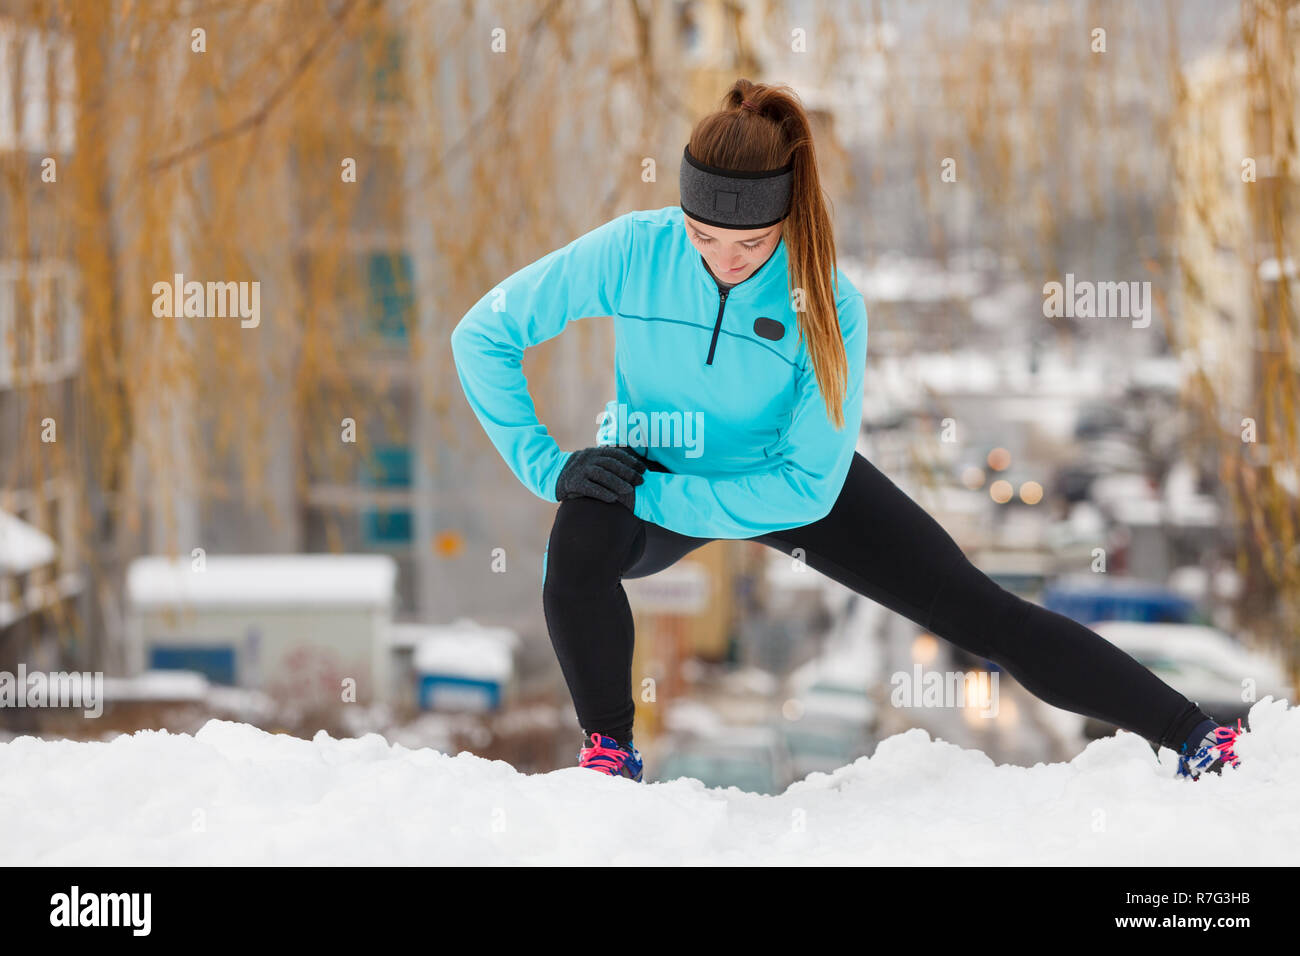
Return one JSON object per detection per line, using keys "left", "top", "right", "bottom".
{"left": 3, "top": 698, "right": 1298, "bottom": 865}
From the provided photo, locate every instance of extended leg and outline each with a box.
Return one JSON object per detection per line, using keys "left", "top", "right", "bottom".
{"left": 757, "top": 453, "right": 1211, "bottom": 748}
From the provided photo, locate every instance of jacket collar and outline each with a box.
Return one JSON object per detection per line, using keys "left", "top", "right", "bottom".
{"left": 683, "top": 214, "right": 790, "bottom": 299}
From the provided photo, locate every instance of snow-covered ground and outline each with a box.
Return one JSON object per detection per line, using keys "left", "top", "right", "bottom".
{"left": 3, "top": 698, "right": 1296, "bottom": 865}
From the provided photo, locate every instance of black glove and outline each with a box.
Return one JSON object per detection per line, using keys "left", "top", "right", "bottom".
{"left": 622, "top": 446, "right": 671, "bottom": 474}
{"left": 555, "top": 446, "right": 647, "bottom": 510}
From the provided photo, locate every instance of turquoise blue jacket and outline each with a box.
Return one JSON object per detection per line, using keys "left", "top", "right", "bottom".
{"left": 449, "top": 205, "right": 868, "bottom": 540}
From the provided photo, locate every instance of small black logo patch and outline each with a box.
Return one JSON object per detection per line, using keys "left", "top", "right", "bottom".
{"left": 753, "top": 316, "right": 785, "bottom": 341}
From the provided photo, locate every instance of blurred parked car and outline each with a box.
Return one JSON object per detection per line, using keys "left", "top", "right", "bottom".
{"left": 776, "top": 712, "right": 873, "bottom": 779}
{"left": 1053, "top": 434, "right": 1150, "bottom": 504}
{"left": 1043, "top": 575, "right": 1199, "bottom": 625}
{"left": 777, "top": 656, "right": 878, "bottom": 779}
{"left": 1082, "top": 621, "right": 1293, "bottom": 738}
{"left": 652, "top": 726, "right": 794, "bottom": 795}
{"left": 1073, "top": 401, "right": 1135, "bottom": 440}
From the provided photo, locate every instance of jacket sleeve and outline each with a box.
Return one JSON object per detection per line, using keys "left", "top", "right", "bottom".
{"left": 631, "top": 293, "right": 868, "bottom": 539}
{"left": 449, "top": 214, "right": 632, "bottom": 502}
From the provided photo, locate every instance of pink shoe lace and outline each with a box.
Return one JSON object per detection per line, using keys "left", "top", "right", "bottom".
{"left": 1211, "top": 719, "right": 1244, "bottom": 768}
{"left": 578, "top": 733, "right": 630, "bottom": 775}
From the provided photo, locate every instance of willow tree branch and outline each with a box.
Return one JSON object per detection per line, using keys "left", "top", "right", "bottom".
{"left": 147, "top": 0, "right": 372, "bottom": 173}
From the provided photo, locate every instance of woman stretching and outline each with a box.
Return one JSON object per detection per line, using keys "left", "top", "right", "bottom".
{"left": 450, "top": 80, "right": 1242, "bottom": 783}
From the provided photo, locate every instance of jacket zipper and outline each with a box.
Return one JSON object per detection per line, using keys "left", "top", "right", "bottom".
{"left": 705, "top": 285, "right": 730, "bottom": 366}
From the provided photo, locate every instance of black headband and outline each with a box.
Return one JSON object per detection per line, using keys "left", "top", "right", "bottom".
{"left": 679, "top": 144, "right": 794, "bottom": 229}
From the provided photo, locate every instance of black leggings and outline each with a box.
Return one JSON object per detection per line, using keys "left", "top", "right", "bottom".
{"left": 542, "top": 451, "right": 1209, "bottom": 751}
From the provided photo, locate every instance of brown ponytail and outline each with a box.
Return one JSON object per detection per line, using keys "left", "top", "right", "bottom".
{"left": 686, "top": 79, "right": 848, "bottom": 428}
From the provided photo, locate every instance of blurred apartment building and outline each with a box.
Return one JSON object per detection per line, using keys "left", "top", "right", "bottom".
{"left": 0, "top": 12, "right": 83, "bottom": 685}
{"left": 1173, "top": 11, "right": 1300, "bottom": 422}
{"left": 100, "top": 1, "right": 782, "bottom": 680}
{"left": 1170, "top": 7, "right": 1300, "bottom": 626}
{"left": 0, "top": 0, "right": 870, "bottom": 698}
{"left": 763, "top": 0, "right": 1183, "bottom": 363}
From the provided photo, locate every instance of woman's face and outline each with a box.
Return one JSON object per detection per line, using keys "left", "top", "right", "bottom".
{"left": 684, "top": 214, "right": 783, "bottom": 283}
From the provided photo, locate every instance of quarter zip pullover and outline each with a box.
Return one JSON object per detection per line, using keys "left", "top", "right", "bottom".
{"left": 450, "top": 205, "right": 869, "bottom": 539}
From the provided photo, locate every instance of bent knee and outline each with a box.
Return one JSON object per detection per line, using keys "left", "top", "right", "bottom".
{"left": 545, "top": 497, "right": 643, "bottom": 586}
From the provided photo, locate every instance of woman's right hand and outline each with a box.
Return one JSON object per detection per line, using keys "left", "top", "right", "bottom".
{"left": 555, "top": 446, "right": 647, "bottom": 510}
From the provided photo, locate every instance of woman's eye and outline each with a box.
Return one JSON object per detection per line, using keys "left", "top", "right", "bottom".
{"left": 695, "top": 235, "right": 762, "bottom": 250}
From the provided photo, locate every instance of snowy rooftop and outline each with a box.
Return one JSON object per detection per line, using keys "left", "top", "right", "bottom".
{"left": 127, "top": 554, "right": 397, "bottom": 609}
{"left": 411, "top": 634, "right": 514, "bottom": 680}
{"left": 389, "top": 618, "right": 520, "bottom": 651}
{"left": 1, "top": 698, "right": 1295, "bottom": 864}
{"left": 102, "top": 671, "right": 209, "bottom": 702}
{"left": 0, "top": 509, "right": 57, "bottom": 575}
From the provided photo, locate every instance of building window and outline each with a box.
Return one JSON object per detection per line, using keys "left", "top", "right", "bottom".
{"left": 0, "top": 262, "right": 78, "bottom": 383}
{"left": 0, "top": 23, "right": 75, "bottom": 155}
{"left": 360, "top": 444, "right": 412, "bottom": 545}
{"left": 676, "top": 1, "right": 701, "bottom": 58}
{"left": 363, "top": 509, "right": 411, "bottom": 545}
{"left": 365, "top": 28, "right": 405, "bottom": 105}
{"left": 367, "top": 252, "right": 413, "bottom": 343}
{"left": 0, "top": 269, "right": 12, "bottom": 379}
